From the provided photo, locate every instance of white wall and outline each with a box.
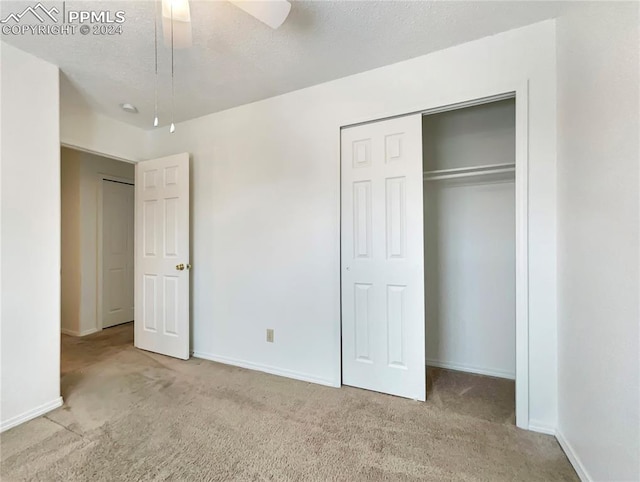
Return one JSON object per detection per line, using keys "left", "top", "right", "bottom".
{"left": 424, "top": 101, "right": 516, "bottom": 379}
{"left": 0, "top": 43, "right": 62, "bottom": 431}
{"left": 556, "top": 3, "right": 640, "bottom": 481}
{"left": 60, "top": 147, "right": 134, "bottom": 336}
{"left": 60, "top": 102, "right": 148, "bottom": 163}
{"left": 425, "top": 180, "right": 515, "bottom": 379}
{"left": 146, "top": 21, "right": 558, "bottom": 430}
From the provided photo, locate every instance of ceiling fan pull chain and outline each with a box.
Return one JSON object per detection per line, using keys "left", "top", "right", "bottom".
{"left": 169, "top": 0, "right": 176, "bottom": 134}
{"left": 153, "top": 0, "right": 159, "bottom": 128}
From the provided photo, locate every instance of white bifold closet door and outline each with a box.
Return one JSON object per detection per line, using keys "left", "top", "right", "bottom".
{"left": 341, "top": 114, "right": 425, "bottom": 401}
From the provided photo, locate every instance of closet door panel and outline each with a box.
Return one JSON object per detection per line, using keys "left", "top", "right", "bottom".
{"left": 341, "top": 115, "right": 425, "bottom": 401}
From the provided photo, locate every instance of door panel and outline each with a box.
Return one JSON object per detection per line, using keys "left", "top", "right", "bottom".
{"left": 102, "top": 180, "right": 134, "bottom": 328}
{"left": 341, "top": 115, "right": 425, "bottom": 401}
{"left": 135, "top": 153, "right": 190, "bottom": 360}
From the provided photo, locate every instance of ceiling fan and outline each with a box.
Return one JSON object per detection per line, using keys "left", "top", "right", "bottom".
{"left": 160, "top": 0, "right": 292, "bottom": 48}
{"left": 153, "top": 0, "right": 291, "bottom": 131}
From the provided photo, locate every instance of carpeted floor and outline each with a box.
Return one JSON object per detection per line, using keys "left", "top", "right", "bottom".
{"left": 1, "top": 323, "right": 577, "bottom": 481}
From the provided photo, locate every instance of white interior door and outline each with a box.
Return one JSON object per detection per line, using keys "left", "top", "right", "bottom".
{"left": 135, "top": 153, "right": 190, "bottom": 360}
{"left": 341, "top": 114, "right": 425, "bottom": 400}
{"left": 102, "top": 180, "right": 135, "bottom": 328}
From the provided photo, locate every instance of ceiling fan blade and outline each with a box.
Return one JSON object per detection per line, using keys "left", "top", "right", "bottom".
{"left": 228, "top": 0, "right": 292, "bottom": 30}
{"left": 161, "top": 0, "right": 192, "bottom": 49}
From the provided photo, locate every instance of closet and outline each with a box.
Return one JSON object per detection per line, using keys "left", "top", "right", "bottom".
{"left": 423, "top": 98, "right": 516, "bottom": 381}
{"left": 340, "top": 96, "right": 518, "bottom": 407}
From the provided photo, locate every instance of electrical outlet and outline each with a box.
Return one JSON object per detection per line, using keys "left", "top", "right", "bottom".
{"left": 266, "top": 329, "right": 274, "bottom": 343}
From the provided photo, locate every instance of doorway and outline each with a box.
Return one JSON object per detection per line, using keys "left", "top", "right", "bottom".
{"left": 60, "top": 147, "right": 136, "bottom": 399}
{"left": 339, "top": 92, "right": 528, "bottom": 428}
{"left": 59, "top": 149, "right": 192, "bottom": 415}
{"left": 60, "top": 148, "right": 192, "bottom": 360}
{"left": 60, "top": 147, "right": 135, "bottom": 337}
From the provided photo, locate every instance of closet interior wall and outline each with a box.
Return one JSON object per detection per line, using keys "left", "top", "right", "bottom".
{"left": 423, "top": 99, "right": 516, "bottom": 380}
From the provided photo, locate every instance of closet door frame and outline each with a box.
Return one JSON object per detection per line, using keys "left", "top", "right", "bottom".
{"left": 338, "top": 81, "right": 530, "bottom": 430}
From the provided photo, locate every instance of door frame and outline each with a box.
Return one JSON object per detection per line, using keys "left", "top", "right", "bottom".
{"left": 96, "top": 174, "right": 135, "bottom": 331}
{"left": 338, "top": 81, "right": 530, "bottom": 430}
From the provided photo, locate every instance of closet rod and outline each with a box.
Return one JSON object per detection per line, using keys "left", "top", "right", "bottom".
{"left": 423, "top": 162, "right": 515, "bottom": 181}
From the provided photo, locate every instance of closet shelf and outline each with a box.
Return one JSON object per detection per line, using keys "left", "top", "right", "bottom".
{"left": 423, "top": 163, "right": 515, "bottom": 181}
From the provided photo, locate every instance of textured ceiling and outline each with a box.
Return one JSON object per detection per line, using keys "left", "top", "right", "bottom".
{"left": 2, "top": 1, "right": 572, "bottom": 129}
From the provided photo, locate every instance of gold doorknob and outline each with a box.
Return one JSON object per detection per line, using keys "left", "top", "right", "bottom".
{"left": 176, "top": 263, "right": 185, "bottom": 271}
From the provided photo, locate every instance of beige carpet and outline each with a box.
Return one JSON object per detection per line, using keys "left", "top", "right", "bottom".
{"left": 1, "top": 324, "right": 577, "bottom": 481}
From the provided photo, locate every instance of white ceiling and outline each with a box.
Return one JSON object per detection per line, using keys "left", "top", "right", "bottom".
{"left": 3, "top": 1, "right": 573, "bottom": 129}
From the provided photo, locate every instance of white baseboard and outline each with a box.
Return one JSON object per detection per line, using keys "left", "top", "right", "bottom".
{"left": 528, "top": 420, "right": 557, "bottom": 436}
{"left": 192, "top": 351, "right": 339, "bottom": 388}
{"left": 61, "top": 328, "right": 99, "bottom": 337}
{"left": 0, "top": 397, "right": 63, "bottom": 433}
{"left": 556, "top": 430, "right": 590, "bottom": 482}
{"left": 426, "top": 359, "right": 515, "bottom": 380}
